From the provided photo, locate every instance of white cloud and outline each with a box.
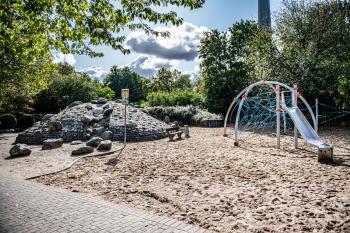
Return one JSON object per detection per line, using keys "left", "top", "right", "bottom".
{"left": 126, "top": 22, "right": 208, "bottom": 61}
{"left": 80, "top": 66, "right": 108, "bottom": 82}
{"left": 129, "top": 56, "right": 179, "bottom": 77}
{"left": 52, "top": 52, "right": 76, "bottom": 66}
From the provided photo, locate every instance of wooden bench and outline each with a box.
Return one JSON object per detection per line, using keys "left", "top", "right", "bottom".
{"left": 166, "top": 126, "right": 183, "bottom": 141}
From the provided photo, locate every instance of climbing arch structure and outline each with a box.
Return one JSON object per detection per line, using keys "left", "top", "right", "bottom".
{"left": 223, "top": 80, "right": 333, "bottom": 163}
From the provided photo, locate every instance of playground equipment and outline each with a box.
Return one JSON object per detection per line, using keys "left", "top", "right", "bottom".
{"left": 223, "top": 80, "right": 333, "bottom": 163}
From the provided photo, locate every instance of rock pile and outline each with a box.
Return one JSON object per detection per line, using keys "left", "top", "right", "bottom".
{"left": 15, "top": 101, "right": 169, "bottom": 145}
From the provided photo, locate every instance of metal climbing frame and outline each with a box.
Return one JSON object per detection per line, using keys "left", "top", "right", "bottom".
{"left": 223, "top": 80, "right": 317, "bottom": 148}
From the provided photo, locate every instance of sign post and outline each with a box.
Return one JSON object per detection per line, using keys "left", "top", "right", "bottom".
{"left": 121, "top": 89, "right": 129, "bottom": 105}
{"left": 121, "top": 89, "right": 129, "bottom": 145}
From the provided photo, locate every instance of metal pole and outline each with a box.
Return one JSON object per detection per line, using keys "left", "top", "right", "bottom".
{"left": 292, "top": 84, "right": 298, "bottom": 149}
{"left": 315, "top": 98, "right": 319, "bottom": 133}
{"left": 121, "top": 89, "right": 129, "bottom": 146}
{"left": 283, "top": 111, "right": 287, "bottom": 134}
{"left": 276, "top": 85, "right": 281, "bottom": 149}
{"left": 281, "top": 92, "right": 287, "bottom": 134}
{"left": 124, "top": 104, "right": 127, "bottom": 145}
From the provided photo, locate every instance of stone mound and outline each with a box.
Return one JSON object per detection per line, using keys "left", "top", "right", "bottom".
{"left": 16, "top": 102, "right": 169, "bottom": 144}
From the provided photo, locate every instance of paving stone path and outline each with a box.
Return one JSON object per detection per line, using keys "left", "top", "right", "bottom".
{"left": 0, "top": 174, "right": 212, "bottom": 233}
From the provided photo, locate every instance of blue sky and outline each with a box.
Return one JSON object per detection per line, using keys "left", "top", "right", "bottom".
{"left": 53, "top": 0, "right": 282, "bottom": 80}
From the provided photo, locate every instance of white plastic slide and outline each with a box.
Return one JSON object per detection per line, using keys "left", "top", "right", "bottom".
{"left": 284, "top": 106, "right": 332, "bottom": 149}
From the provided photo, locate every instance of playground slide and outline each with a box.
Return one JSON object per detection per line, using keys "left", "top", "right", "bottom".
{"left": 284, "top": 106, "right": 332, "bottom": 149}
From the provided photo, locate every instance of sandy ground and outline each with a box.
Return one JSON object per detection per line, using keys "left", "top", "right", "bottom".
{"left": 0, "top": 133, "right": 120, "bottom": 179}
{"left": 3, "top": 127, "right": 350, "bottom": 232}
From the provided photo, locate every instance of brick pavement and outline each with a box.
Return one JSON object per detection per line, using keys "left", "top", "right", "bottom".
{"left": 0, "top": 174, "right": 212, "bottom": 233}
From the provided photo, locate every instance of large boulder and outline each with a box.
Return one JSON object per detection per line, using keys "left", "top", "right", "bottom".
{"left": 71, "top": 146, "right": 94, "bottom": 156}
{"left": 102, "top": 104, "right": 110, "bottom": 110}
{"left": 67, "top": 101, "right": 83, "bottom": 109}
{"left": 48, "top": 121, "right": 63, "bottom": 131}
{"left": 86, "top": 137, "right": 103, "bottom": 147}
{"left": 82, "top": 115, "right": 93, "bottom": 124}
{"left": 97, "top": 97, "right": 108, "bottom": 104}
{"left": 93, "top": 127, "right": 105, "bottom": 136}
{"left": 85, "top": 104, "right": 93, "bottom": 111}
{"left": 103, "top": 108, "right": 113, "bottom": 117}
{"left": 92, "top": 108, "right": 103, "bottom": 116}
{"left": 97, "top": 140, "right": 112, "bottom": 150}
{"left": 91, "top": 117, "right": 102, "bottom": 123}
{"left": 42, "top": 138, "right": 64, "bottom": 150}
{"left": 101, "top": 130, "right": 113, "bottom": 140}
{"left": 9, "top": 144, "right": 31, "bottom": 158}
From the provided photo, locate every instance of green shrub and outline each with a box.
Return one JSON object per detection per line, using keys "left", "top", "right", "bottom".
{"left": 146, "top": 106, "right": 222, "bottom": 125}
{"left": 192, "top": 109, "right": 223, "bottom": 122}
{"left": 146, "top": 90, "right": 205, "bottom": 107}
{"left": 0, "top": 114, "right": 17, "bottom": 129}
{"left": 35, "top": 73, "right": 115, "bottom": 113}
{"left": 17, "top": 113, "right": 35, "bottom": 129}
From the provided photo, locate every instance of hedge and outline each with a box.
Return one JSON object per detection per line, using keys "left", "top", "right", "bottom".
{"left": 146, "top": 106, "right": 222, "bottom": 125}
{"left": 0, "top": 114, "right": 17, "bottom": 129}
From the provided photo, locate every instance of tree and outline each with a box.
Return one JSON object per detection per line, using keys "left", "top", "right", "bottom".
{"left": 149, "top": 68, "right": 192, "bottom": 92}
{"left": 244, "top": 26, "right": 276, "bottom": 82}
{"left": 192, "top": 73, "right": 206, "bottom": 94}
{"left": 199, "top": 20, "right": 260, "bottom": 114}
{"left": 0, "top": 0, "right": 204, "bottom": 112}
{"left": 150, "top": 68, "right": 174, "bottom": 92}
{"left": 104, "top": 66, "right": 148, "bottom": 102}
{"left": 35, "top": 63, "right": 114, "bottom": 113}
{"left": 174, "top": 72, "right": 192, "bottom": 90}
{"left": 274, "top": 0, "right": 350, "bottom": 106}
{"left": 0, "top": 55, "right": 54, "bottom": 113}
{"left": 1, "top": 0, "right": 204, "bottom": 61}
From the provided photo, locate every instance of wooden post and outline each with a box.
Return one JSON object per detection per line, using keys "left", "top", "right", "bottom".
{"left": 318, "top": 146, "right": 333, "bottom": 163}
{"left": 184, "top": 125, "right": 190, "bottom": 138}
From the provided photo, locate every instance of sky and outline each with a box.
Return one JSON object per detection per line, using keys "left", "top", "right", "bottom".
{"left": 53, "top": 0, "right": 283, "bottom": 81}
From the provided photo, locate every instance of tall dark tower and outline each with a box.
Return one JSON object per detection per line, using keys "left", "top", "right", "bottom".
{"left": 258, "top": 0, "right": 271, "bottom": 27}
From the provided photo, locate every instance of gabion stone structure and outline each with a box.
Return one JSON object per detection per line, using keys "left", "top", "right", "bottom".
{"left": 16, "top": 101, "right": 169, "bottom": 144}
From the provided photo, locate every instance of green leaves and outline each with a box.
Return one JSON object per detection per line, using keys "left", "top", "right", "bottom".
{"left": 104, "top": 66, "right": 147, "bottom": 102}
{"left": 146, "top": 90, "right": 205, "bottom": 107}
{"left": 274, "top": 0, "right": 350, "bottom": 106}
{"left": 149, "top": 68, "right": 192, "bottom": 93}
{"left": 35, "top": 63, "right": 115, "bottom": 113}
{"left": 0, "top": 0, "right": 204, "bottom": 112}
{"left": 199, "top": 20, "right": 259, "bottom": 114}
{"left": 1, "top": 0, "right": 204, "bottom": 59}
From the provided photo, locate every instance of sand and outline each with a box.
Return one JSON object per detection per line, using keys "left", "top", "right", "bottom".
{"left": 5, "top": 127, "right": 350, "bottom": 232}
{"left": 0, "top": 133, "right": 120, "bottom": 179}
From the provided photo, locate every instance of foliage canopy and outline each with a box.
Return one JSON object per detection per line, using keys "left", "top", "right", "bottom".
{"left": 104, "top": 66, "right": 148, "bottom": 102}
{"left": 35, "top": 63, "right": 114, "bottom": 113}
{"left": 199, "top": 20, "right": 261, "bottom": 114}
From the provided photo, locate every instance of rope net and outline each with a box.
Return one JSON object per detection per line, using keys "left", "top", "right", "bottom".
{"left": 232, "top": 85, "right": 296, "bottom": 144}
